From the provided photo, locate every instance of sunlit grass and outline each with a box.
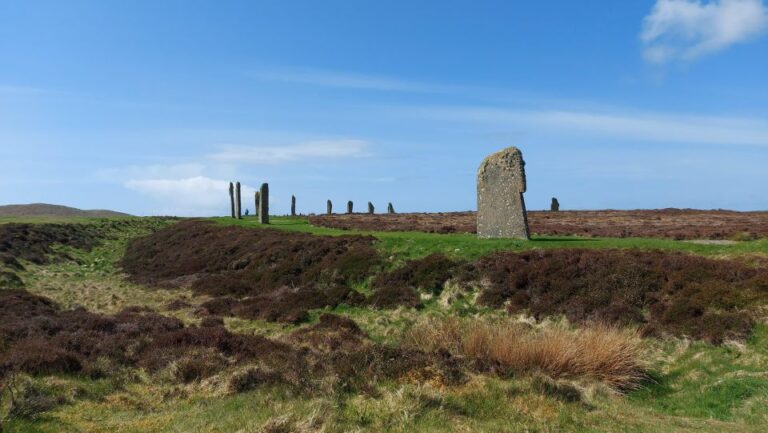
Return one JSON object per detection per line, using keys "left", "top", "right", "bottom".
{"left": 212, "top": 216, "right": 768, "bottom": 261}
{"left": 3, "top": 215, "right": 768, "bottom": 432}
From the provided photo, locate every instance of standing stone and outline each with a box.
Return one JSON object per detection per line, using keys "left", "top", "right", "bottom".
{"left": 258, "top": 183, "right": 269, "bottom": 224}
{"left": 291, "top": 195, "right": 297, "bottom": 216}
{"left": 550, "top": 197, "right": 560, "bottom": 212}
{"left": 254, "top": 191, "right": 260, "bottom": 217}
{"left": 327, "top": 200, "right": 333, "bottom": 215}
{"left": 387, "top": 202, "right": 395, "bottom": 214}
{"left": 477, "top": 146, "right": 530, "bottom": 239}
{"left": 235, "top": 182, "right": 242, "bottom": 219}
{"left": 228, "top": 182, "right": 235, "bottom": 218}
{"left": 347, "top": 201, "right": 353, "bottom": 214}
{"left": 367, "top": 202, "right": 374, "bottom": 214}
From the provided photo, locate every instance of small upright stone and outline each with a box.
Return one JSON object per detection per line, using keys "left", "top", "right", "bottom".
{"left": 254, "top": 191, "right": 260, "bottom": 217}
{"left": 327, "top": 200, "right": 333, "bottom": 215}
{"left": 235, "top": 182, "right": 242, "bottom": 219}
{"left": 367, "top": 202, "right": 374, "bottom": 214}
{"left": 347, "top": 201, "right": 353, "bottom": 214}
{"left": 258, "top": 183, "right": 269, "bottom": 224}
{"left": 476, "top": 146, "right": 530, "bottom": 239}
{"left": 291, "top": 195, "right": 297, "bottom": 216}
{"left": 228, "top": 182, "right": 235, "bottom": 218}
{"left": 550, "top": 197, "right": 560, "bottom": 212}
{"left": 387, "top": 202, "right": 395, "bottom": 214}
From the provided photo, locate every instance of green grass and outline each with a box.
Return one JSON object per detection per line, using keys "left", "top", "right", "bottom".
{"left": 3, "top": 215, "right": 768, "bottom": 432}
{"left": 630, "top": 324, "right": 768, "bottom": 424}
{"left": 14, "top": 217, "right": 194, "bottom": 320}
{"left": 212, "top": 216, "right": 768, "bottom": 261}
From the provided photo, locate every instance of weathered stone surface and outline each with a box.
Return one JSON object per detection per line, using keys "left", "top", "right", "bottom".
{"left": 476, "top": 146, "right": 529, "bottom": 239}
{"left": 551, "top": 197, "right": 560, "bottom": 212}
{"left": 258, "top": 183, "right": 269, "bottom": 224}
{"left": 254, "top": 191, "right": 260, "bottom": 217}
{"left": 327, "top": 200, "right": 333, "bottom": 215}
{"left": 235, "top": 182, "right": 242, "bottom": 219}
{"left": 387, "top": 202, "right": 395, "bottom": 214}
{"left": 347, "top": 201, "right": 353, "bottom": 214}
{"left": 291, "top": 195, "right": 297, "bottom": 216}
{"left": 367, "top": 202, "right": 374, "bottom": 214}
{"left": 229, "top": 182, "right": 235, "bottom": 218}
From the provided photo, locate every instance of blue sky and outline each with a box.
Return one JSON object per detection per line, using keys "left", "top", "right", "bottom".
{"left": 1, "top": 0, "right": 767, "bottom": 216}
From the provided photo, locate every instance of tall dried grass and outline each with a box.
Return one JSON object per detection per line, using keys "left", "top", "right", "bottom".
{"left": 404, "top": 318, "right": 646, "bottom": 391}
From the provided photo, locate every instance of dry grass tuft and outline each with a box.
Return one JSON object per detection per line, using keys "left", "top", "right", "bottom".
{"left": 404, "top": 318, "right": 647, "bottom": 391}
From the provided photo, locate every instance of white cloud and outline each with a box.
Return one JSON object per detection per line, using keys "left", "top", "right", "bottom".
{"left": 96, "top": 163, "right": 206, "bottom": 182}
{"left": 641, "top": 0, "right": 768, "bottom": 62}
{"left": 406, "top": 105, "right": 768, "bottom": 146}
{"left": 207, "top": 139, "right": 371, "bottom": 163}
{"left": 249, "top": 67, "right": 452, "bottom": 93}
{"left": 125, "top": 176, "right": 256, "bottom": 216}
{"left": 0, "top": 85, "right": 46, "bottom": 94}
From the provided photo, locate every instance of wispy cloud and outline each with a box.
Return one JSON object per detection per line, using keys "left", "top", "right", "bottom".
{"left": 249, "top": 67, "right": 451, "bottom": 93}
{"left": 96, "top": 163, "right": 206, "bottom": 182}
{"left": 641, "top": 0, "right": 768, "bottom": 63}
{"left": 124, "top": 176, "right": 256, "bottom": 216}
{"left": 207, "top": 139, "right": 371, "bottom": 164}
{"left": 406, "top": 105, "right": 768, "bottom": 146}
{"left": 0, "top": 85, "right": 46, "bottom": 94}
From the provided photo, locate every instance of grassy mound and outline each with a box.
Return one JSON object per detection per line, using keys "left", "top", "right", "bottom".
{"left": 463, "top": 249, "right": 768, "bottom": 342}
{"left": 121, "top": 220, "right": 380, "bottom": 322}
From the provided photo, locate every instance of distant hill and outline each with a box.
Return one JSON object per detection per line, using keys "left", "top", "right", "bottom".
{"left": 0, "top": 203, "right": 131, "bottom": 218}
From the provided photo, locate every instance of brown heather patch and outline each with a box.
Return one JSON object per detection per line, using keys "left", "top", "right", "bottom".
{"left": 0, "top": 291, "right": 465, "bottom": 394}
{"left": 120, "top": 221, "right": 768, "bottom": 341}
{"left": 0, "top": 289, "right": 301, "bottom": 381}
{"left": 368, "top": 253, "right": 457, "bottom": 309}
{"left": 121, "top": 220, "right": 380, "bottom": 323}
{"left": 309, "top": 209, "right": 768, "bottom": 240}
{"left": 461, "top": 249, "right": 768, "bottom": 343}
{"left": 0, "top": 223, "right": 106, "bottom": 266}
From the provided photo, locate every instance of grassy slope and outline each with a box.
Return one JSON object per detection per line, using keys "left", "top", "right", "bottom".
{"left": 3, "top": 215, "right": 768, "bottom": 432}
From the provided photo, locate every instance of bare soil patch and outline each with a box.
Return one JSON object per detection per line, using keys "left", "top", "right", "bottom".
{"left": 309, "top": 209, "right": 768, "bottom": 240}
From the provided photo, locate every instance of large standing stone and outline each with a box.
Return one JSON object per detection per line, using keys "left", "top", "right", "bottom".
{"left": 387, "top": 202, "right": 395, "bottom": 214}
{"left": 254, "top": 191, "right": 260, "bottom": 217}
{"left": 235, "top": 182, "right": 242, "bottom": 219}
{"left": 367, "top": 202, "right": 374, "bottom": 214}
{"left": 550, "top": 197, "right": 560, "bottom": 212}
{"left": 347, "top": 201, "right": 353, "bottom": 214}
{"left": 327, "top": 200, "right": 333, "bottom": 215}
{"left": 291, "top": 195, "right": 297, "bottom": 216}
{"left": 476, "top": 146, "right": 530, "bottom": 239}
{"left": 229, "top": 182, "right": 235, "bottom": 218}
{"left": 258, "top": 183, "right": 269, "bottom": 224}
